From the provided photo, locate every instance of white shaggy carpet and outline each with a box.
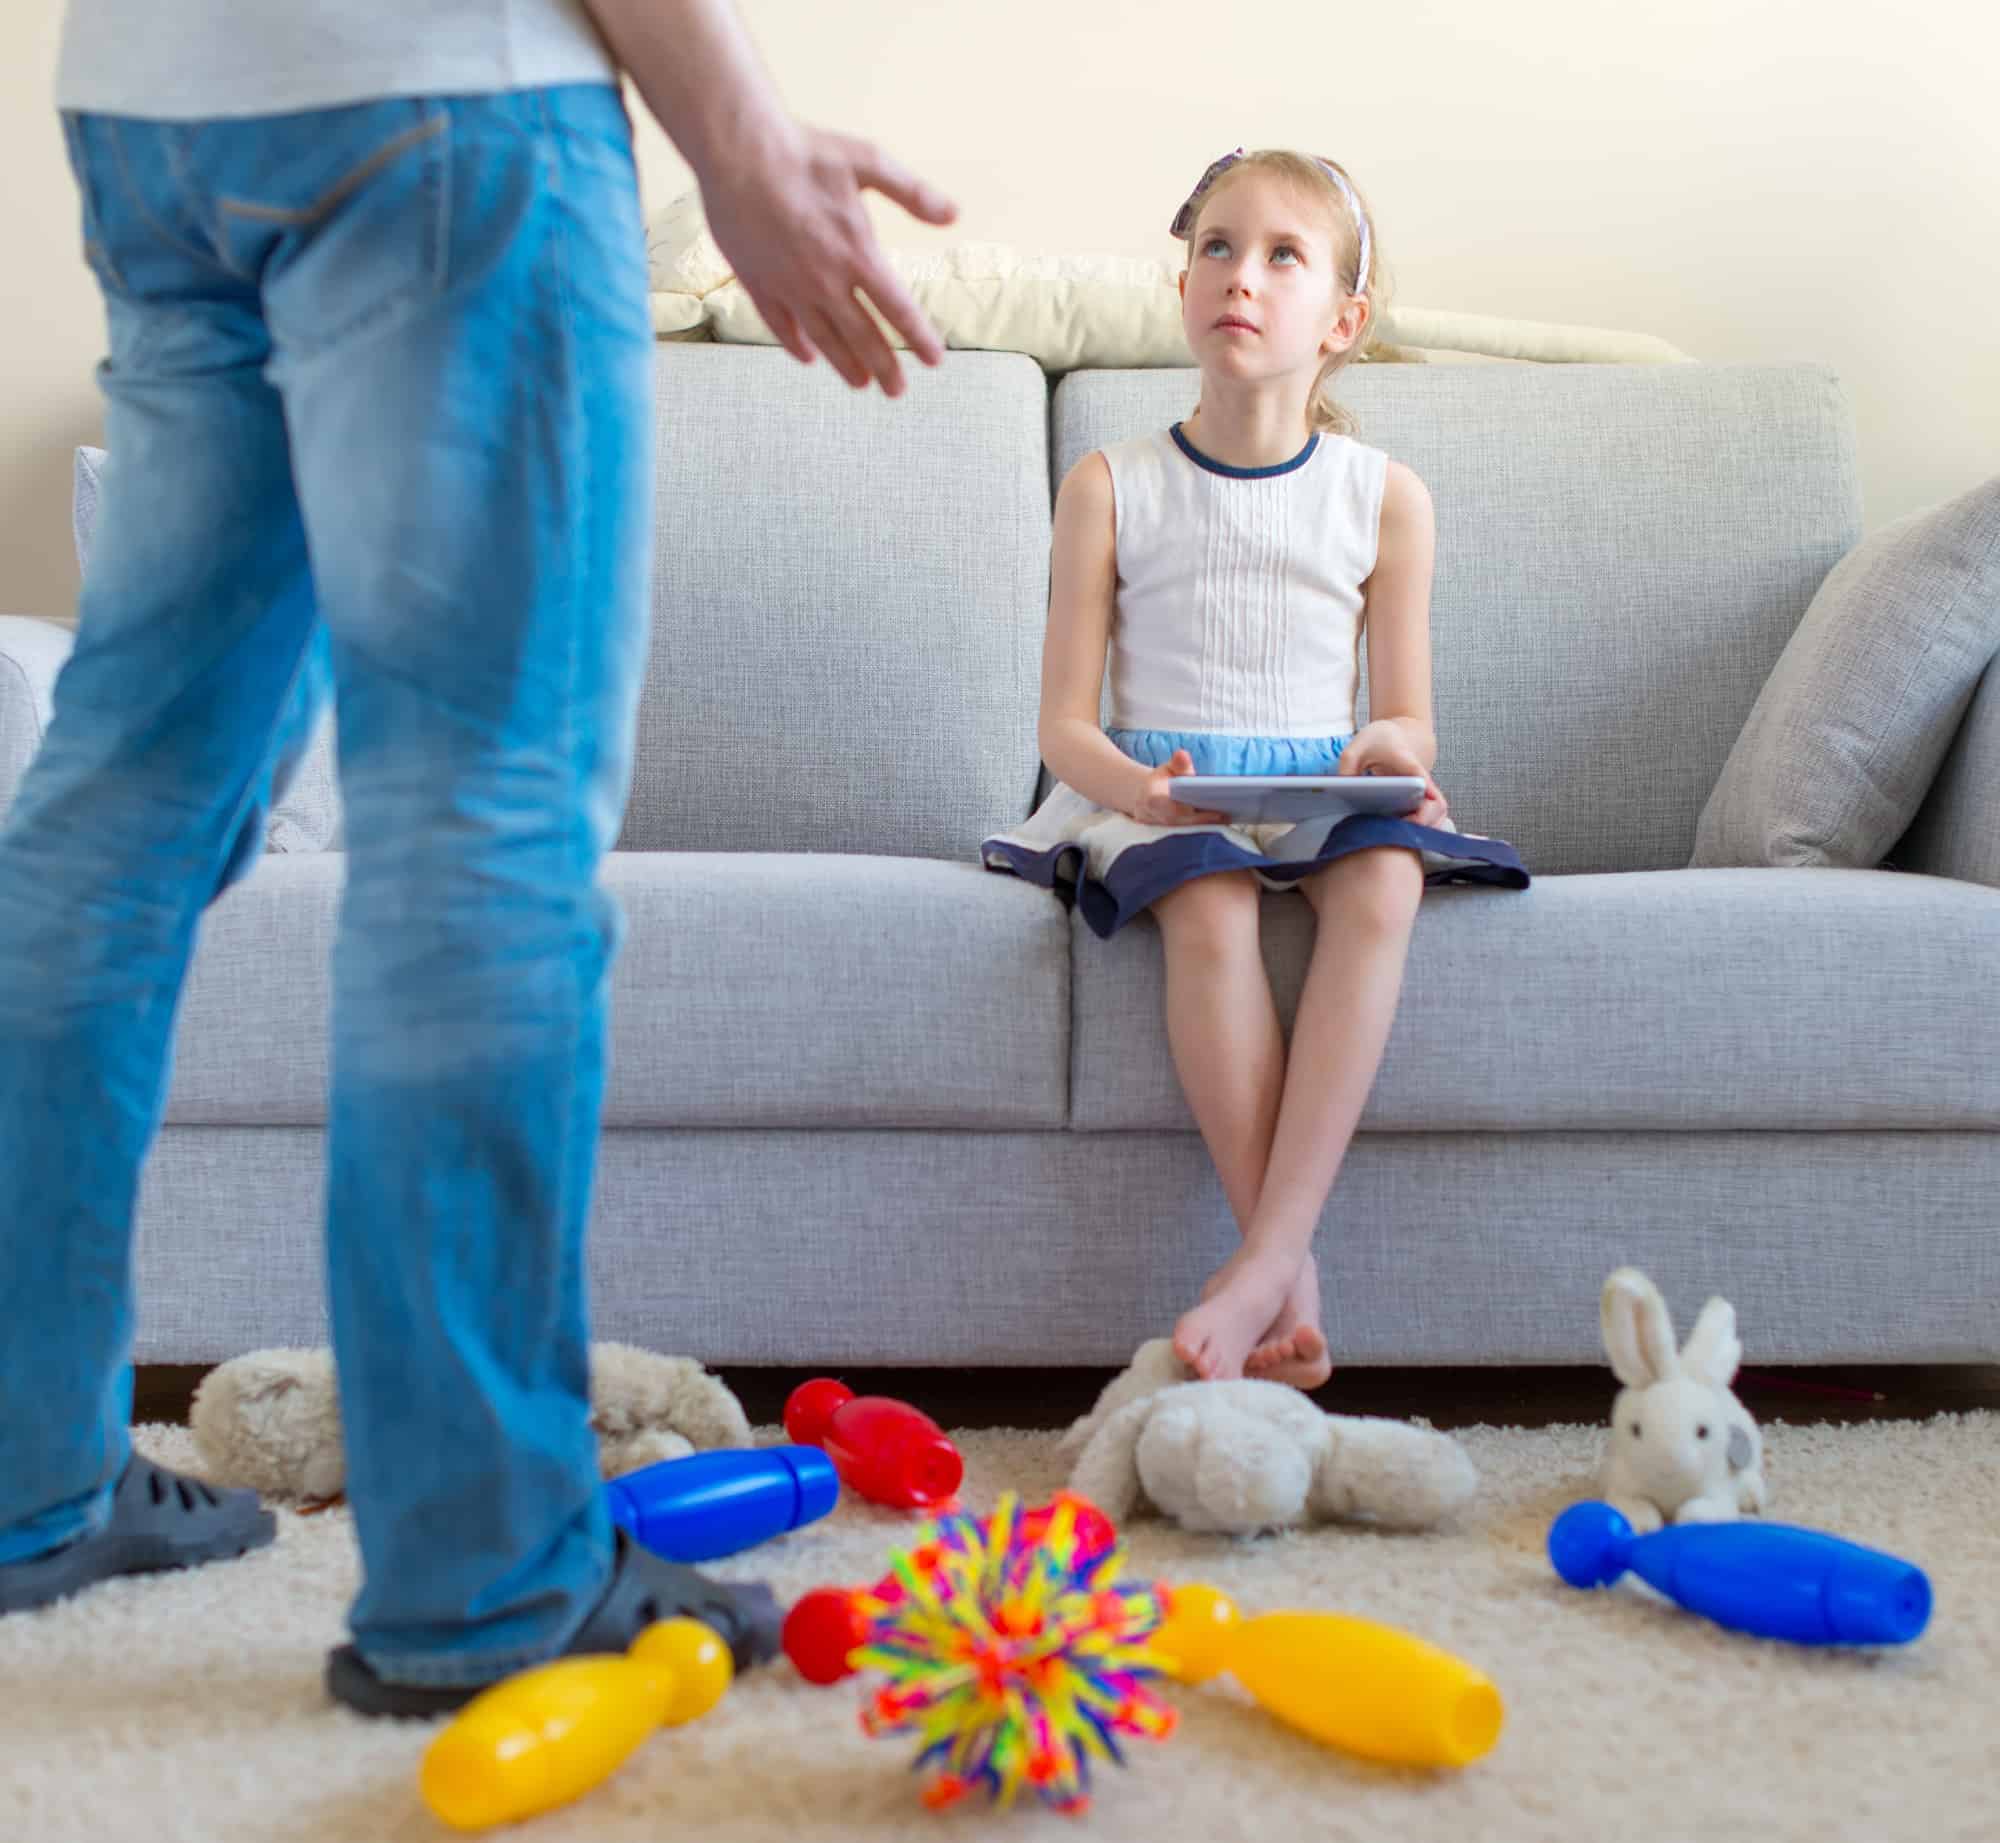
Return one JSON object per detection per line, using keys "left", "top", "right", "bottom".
{"left": 2, "top": 1414, "right": 1998, "bottom": 1843}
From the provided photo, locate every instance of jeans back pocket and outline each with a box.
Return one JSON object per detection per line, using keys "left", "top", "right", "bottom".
{"left": 220, "top": 103, "right": 452, "bottom": 360}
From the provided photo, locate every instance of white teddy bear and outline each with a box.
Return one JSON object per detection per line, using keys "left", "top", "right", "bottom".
{"left": 189, "top": 1341, "right": 753, "bottom": 1504}
{"left": 1059, "top": 1339, "right": 1478, "bottom": 1536}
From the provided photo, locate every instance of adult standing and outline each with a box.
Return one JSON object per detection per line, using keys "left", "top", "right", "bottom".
{"left": 0, "top": 0, "right": 957, "bottom": 1716}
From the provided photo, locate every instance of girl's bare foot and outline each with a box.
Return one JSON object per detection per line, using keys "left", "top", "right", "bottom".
{"left": 1244, "top": 1255, "right": 1333, "bottom": 1390}
{"left": 1172, "top": 1245, "right": 1299, "bottom": 1381}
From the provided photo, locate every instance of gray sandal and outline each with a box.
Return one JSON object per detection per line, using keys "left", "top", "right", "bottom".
{"left": 325, "top": 1526, "right": 782, "bottom": 1718}
{"left": 0, "top": 1455, "right": 276, "bottom": 1615}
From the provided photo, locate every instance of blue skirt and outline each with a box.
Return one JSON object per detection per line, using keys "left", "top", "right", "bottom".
{"left": 980, "top": 726, "right": 1530, "bottom": 939}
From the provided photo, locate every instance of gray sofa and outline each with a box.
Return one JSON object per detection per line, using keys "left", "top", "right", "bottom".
{"left": 5, "top": 349, "right": 1997, "bottom": 1370}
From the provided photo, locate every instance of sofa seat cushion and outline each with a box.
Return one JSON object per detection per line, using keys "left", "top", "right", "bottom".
{"left": 1070, "top": 866, "right": 2000, "bottom": 1132}
{"left": 164, "top": 852, "right": 1070, "bottom": 1129}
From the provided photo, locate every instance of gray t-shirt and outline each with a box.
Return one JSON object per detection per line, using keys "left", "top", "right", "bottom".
{"left": 55, "top": 0, "right": 619, "bottom": 119}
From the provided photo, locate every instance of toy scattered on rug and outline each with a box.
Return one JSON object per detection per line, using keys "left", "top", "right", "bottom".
{"left": 1549, "top": 1499, "right": 1932, "bottom": 1647}
{"left": 1150, "top": 1581, "right": 1504, "bottom": 1768}
{"left": 1057, "top": 1338, "right": 1479, "bottom": 1535}
{"left": 604, "top": 1445, "right": 839, "bottom": 1561}
{"left": 785, "top": 1489, "right": 1503, "bottom": 1805}
{"left": 778, "top": 1494, "right": 1118, "bottom": 1683}
{"left": 420, "top": 1616, "right": 735, "bottom": 1832}
{"left": 778, "top": 1490, "right": 1119, "bottom": 1685}
{"left": 783, "top": 1377, "right": 964, "bottom": 1509}
{"left": 1599, "top": 1268, "right": 1768, "bottom": 1532}
{"left": 840, "top": 1491, "right": 1176, "bottom": 1814}
{"left": 189, "top": 1341, "right": 753, "bottom": 1506}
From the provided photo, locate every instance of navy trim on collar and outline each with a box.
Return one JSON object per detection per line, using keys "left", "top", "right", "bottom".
{"left": 1170, "top": 421, "right": 1320, "bottom": 478}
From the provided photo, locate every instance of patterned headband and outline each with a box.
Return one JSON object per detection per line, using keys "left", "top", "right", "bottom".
{"left": 1169, "top": 147, "right": 1372, "bottom": 297}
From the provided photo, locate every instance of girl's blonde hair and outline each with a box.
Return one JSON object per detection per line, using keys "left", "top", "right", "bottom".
{"left": 1179, "top": 150, "right": 1392, "bottom": 438}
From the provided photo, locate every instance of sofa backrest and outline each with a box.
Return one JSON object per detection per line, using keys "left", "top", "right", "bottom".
{"left": 627, "top": 349, "right": 1861, "bottom": 874}
{"left": 1048, "top": 361, "right": 1863, "bottom": 875}
{"left": 67, "top": 357, "right": 1873, "bottom": 878}
{"left": 616, "top": 344, "right": 1048, "bottom": 858}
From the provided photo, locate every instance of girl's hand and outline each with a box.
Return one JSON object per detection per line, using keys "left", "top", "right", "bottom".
{"left": 1125, "top": 749, "right": 1231, "bottom": 826}
{"left": 1339, "top": 724, "right": 1451, "bottom": 826}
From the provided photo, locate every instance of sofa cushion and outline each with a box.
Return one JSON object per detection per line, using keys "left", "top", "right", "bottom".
{"left": 1046, "top": 363, "right": 1864, "bottom": 877}
{"left": 1888, "top": 652, "right": 2000, "bottom": 887}
{"left": 0, "top": 616, "right": 73, "bottom": 829}
{"left": 71, "top": 443, "right": 103, "bottom": 575}
{"left": 618, "top": 344, "right": 1048, "bottom": 858}
{"left": 1693, "top": 476, "right": 2000, "bottom": 870}
{"left": 161, "top": 851, "right": 1070, "bottom": 1129}
{"left": 1069, "top": 866, "right": 2000, "bottom": 1132}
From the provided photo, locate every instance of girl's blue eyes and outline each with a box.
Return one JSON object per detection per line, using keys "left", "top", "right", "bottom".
{"left": 1203, "top": 238, "right": 1300, "bottom": 262}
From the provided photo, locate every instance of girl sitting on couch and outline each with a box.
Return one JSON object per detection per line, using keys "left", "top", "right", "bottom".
{"left": 982, "top": 147, "right": 1529, "bottom": 1388}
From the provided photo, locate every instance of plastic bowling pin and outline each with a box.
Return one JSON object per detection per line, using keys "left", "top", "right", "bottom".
{"left": 1548, "top": 1500, "right": 1932, "bottom": 1645}
{"left": 604, "top": 1445, "right": 840, "bottom": 1562}
{"left": 782, "top": 1586, "right": 872, "bottom": 1685}
{"left": 420, "top": 1617, "right": 733, "bottom": 1832}
{"left": 782, "top": 1379, "right": 963, "bottom": 1509}
{"left": 1150, "top": 1584, "right": 1503, "bottom": 1768}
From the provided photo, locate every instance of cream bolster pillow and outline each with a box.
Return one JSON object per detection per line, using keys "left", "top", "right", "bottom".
{"left": 643, "top": 192, "right": 1690, "bottom": 369}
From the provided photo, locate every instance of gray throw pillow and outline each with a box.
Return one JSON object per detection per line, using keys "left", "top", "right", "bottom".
{"left": 72, "top": 445, "right": 344, "bottom": 852}
{"left": 1692, "top": 476, "right": 2000, "bottom": 869}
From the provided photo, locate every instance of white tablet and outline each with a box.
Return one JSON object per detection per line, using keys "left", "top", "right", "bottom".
{"left": 1168, "top": 774, "right": 1427, "bottom": 823}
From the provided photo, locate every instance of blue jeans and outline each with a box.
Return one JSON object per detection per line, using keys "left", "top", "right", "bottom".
{"left": 0, "top": 84, "right": 655, "bottom": 1687}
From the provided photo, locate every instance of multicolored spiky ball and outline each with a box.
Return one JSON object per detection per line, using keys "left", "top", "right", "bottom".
{"left": 847, "top": 1491, "right": 1177, "bottom": 1815}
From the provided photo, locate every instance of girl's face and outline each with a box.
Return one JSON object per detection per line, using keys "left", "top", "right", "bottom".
{"left": 1177, "top": 172, "right": 1362, "bottom": 370}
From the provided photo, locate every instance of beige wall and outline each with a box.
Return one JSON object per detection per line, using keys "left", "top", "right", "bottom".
{"left": 5, "top": 0, "right": 1997, "bottom": 621}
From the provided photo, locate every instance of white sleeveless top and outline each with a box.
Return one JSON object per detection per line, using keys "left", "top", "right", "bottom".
{"left": 54, "top": 0, "right": 616, "bottom": 119}
{"left": 1101, "top": 422, "right": 1388, "bottom": 739}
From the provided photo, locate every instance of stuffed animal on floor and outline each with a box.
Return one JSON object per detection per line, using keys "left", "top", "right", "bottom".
{"left": 1057, "top": 1339, "right": 1478, "bottom": 1536}
{"left": 189, "top": 1341, "right": 754, "bottom": 1506}
{"left": 1598, "top": 1267, "right": 1768, "bottom": 1532}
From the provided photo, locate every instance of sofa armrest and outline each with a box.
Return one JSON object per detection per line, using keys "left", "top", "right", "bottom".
{"left": 0, "top": 615, "right": 74, "bottom": 826}
{"left": 1887, "top": 657, "right": 2000, "bottom": 889}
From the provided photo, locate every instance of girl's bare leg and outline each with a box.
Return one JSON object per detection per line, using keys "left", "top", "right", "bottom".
{"left": 1170, "top": 851, "right": 1423, "bottom": 1380}
{"left": 1151, "top": 872, "right": 1303, "bottom": 1371}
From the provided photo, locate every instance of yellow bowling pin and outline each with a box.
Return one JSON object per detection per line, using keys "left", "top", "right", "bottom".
{"left": 420, "top": 1618, "right": 733, "bottom": 1831}
{"left": 1152, "top": 1586, "right": 1502, "bottom": 1769}
{"left": 1150, "top": 1580, "right": 1240, "bottom": 1683}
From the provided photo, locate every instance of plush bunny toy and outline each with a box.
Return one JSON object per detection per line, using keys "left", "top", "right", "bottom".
{"left": 189, "top": 1341, "right": 754, "bottom": 1504}
{"left": 1599, "top": 1267, "right": 1768, "bottom": 1532}
{"left": 1058, "top": 1339, "right": 1478, "bottom": 1537}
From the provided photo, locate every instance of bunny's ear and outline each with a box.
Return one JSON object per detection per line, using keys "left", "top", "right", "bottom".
{"left": 1680, "top": 1297, "right": 1743, "bottom": 1388}
{"left": 1601, "top": 1268, "right": 1678, "bottom": 1387}
{"left": 1065, "top": 1395, "right": 1156, "bottom": 1524}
